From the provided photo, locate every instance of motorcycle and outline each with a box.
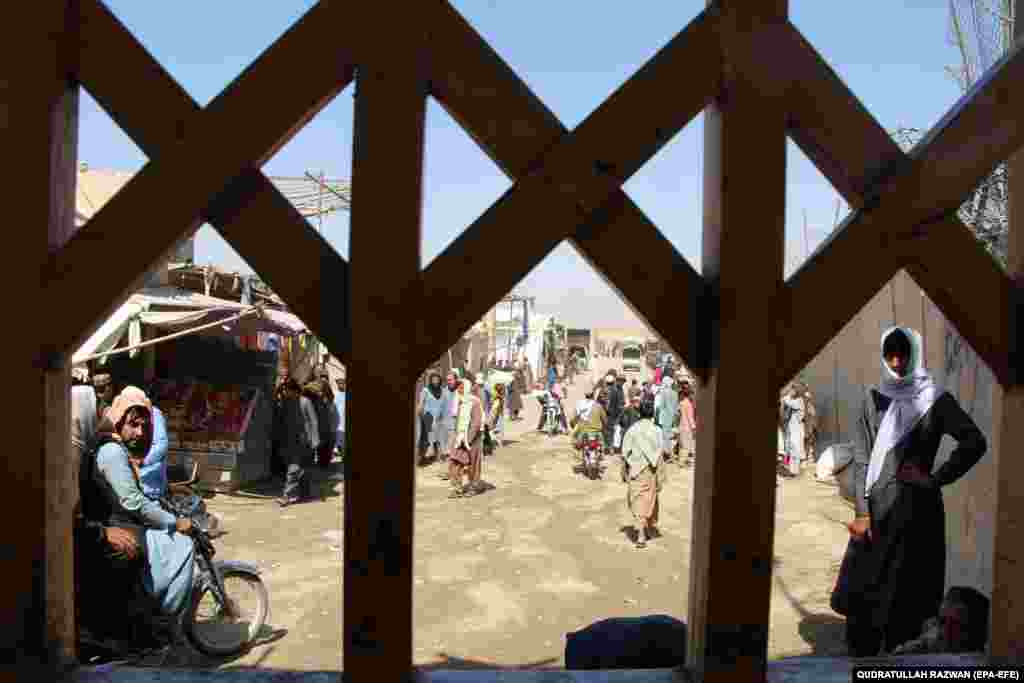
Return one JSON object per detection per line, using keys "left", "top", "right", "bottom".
{"left": 581, "top": 432, "right": 603, "bottom": 480}
{"left": 544, "top": 399, "right": 562, "bottom": 436}
{"left": 78, "top": 463, "right": 270, "bottom": 662}
{"left": 536, "top": 392, "right": 562, "bottom": 436}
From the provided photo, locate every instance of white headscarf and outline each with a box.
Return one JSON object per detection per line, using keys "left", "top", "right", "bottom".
{"left": 864, "top": 326, "right": 941, "bottom": 497}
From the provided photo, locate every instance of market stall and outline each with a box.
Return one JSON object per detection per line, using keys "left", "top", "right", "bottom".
{"left": 74, "top": 286, "right": 308, "bottom": 491}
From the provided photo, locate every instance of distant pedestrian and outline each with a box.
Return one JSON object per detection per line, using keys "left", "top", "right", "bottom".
{"left": 618, "top": 393, "right": 644, "bottom": 440}
{"left": 487, "top": 383, "right": 507, "bottom": 451}
{"left": 603, "top": 374, "right": 623, "bottom": 454}
{"left": 620, "top": 400, "right": 665, "bottom": 549}
{"left": 333, "top": 378, "right": 347, "bottom": 457}
{"left": 678, "top": 381, "right": 696, "bottom": 465}
{"left": 653, "top": 376, "right": 678, "bottom": 459}
{"left": 781, "top": 384, "right": 806, "bottom": 477}
{"left": 437, "top": 371, "right": 460, "bottom": 480}
{"left": 315, "top": 375, "right": 337, "bottom": 468}
{"left": 509, "top": 364, "right": 526, "bottom": 420}
{"left": 449, "top": 379, "right": 484, "bottom": 498}
{"left": 277, "top": 378, "right": 319, "bottom": 507}
{"left": 417, "top": 372, "right": 448, "bottom": 466}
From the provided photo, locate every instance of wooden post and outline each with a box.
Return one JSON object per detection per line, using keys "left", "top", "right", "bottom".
{"left": 687, "top": 0, "right": 788, "bottom": 679}
{"left": 990, "top": 0, "right": 1024, "bottom": 661}
{"left": 2, "top": 2, "right": 79, "bottom": 672}
{"left": 343, "top": 12, "right": 427, "bottom": 679}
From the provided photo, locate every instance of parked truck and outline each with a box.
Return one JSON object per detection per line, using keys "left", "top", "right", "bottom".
{"left": 566, "top": 328, "right": 592, "bottom": 371}
{"left": 621, "top": 338, "right": 645, "bottom": 379}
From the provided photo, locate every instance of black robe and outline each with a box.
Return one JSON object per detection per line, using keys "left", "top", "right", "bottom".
{"left": 846, "top": 387, "right": 986, "bottom": 656}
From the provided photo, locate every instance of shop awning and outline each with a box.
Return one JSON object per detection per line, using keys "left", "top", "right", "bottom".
{"left": 72, "top": 300, "right": 149, "bottom": 366}
{"left": 138, "top": 307, "right": 306, "bottom": 337}
{"left": 73, "top": 287, "right": 310, "bottom": 366}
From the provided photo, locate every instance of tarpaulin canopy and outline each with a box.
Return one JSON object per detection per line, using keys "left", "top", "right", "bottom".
{"left": 72, "top": 301, "right": 148, "bottom": 366}
{"left": 72, "top": 286, "right": 308, "bottom": 366}
{"left": 138, "top": 307, "right": 305, "bottom": 337}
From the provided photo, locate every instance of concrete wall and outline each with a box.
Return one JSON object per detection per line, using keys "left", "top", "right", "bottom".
{"left": 800, "top": 270, "right": 997, "bottom": 597}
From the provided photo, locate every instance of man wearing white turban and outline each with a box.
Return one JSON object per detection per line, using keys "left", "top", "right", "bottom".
{"left": 841, "top": 327, "right": 987, "bottom": 657}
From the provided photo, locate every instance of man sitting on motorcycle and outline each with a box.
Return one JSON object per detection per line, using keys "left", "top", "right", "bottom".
{"left": 535, "top": 382, "right": 567, "bottom": 433}
{"left": 80, "top": 387, "right": 195, "bottom": 634}
{"left": 572, "top": 390, "right": 607, "bottom": 451}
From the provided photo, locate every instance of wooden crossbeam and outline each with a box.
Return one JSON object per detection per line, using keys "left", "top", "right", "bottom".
{"left": 343, "top": 11, "right": 427, "bottom": 677}
{"left": 421, "top": 3, "right": 718, "bottom": 375}
{"left": 45, "top": 1, "right": 355, "bottom": 359}
{"left": 76, "top": 0, "right": 352, "bottom": 361}
{"left": 782, "top": 23, "right": 1018, "bottom": 387}
{"left": 572, "top": 194, "right": 708, "bottom": 380}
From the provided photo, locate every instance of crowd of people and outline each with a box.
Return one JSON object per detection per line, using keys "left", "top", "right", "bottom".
{"left": 68, "top": 323, "right": 997, "bottom": 661}
{"left": 270, "top": 373, "right": 347, "bottom": 507}
{"left": 563, "top": 364, "right": 697, "bottom": 549}
{"left": 415, "top": 362, "right": 534, "bottom": 498}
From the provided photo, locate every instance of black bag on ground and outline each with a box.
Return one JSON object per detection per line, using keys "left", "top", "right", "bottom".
{"left": 565, "top": 615, "right": 687, "bottom": 670}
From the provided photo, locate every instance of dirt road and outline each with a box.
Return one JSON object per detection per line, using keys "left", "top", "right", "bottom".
{"left": 168, "top": 358, "right": 852, "bottom": 671}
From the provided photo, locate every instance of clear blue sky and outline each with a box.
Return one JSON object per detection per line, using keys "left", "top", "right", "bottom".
{"left": 79, "top": 1, "right": 964, "bottom": 329}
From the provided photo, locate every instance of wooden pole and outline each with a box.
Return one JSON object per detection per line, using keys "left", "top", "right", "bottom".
{"left": 2, "top": 2, "right": 79, "bottom": 672}
{"left": 688, "top": 1, "right": 788, "bottom": 679}
{"left": 803, "top": 208, "right": 810, "bottom": 260}
{"left": 343, "top": 10, "right": 427, "bottom": 679}
{"left": 990, "top": 0, "right": 1024, "bottom": 662}
{"left": 318, "top": 169, "right": 325, "bottom": 234}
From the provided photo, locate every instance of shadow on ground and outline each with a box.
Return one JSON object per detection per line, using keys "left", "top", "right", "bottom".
{"left": 230, "top": 460, "right": 345, "bottom": 501}
{"left": 774, "top": 573, "right": 847, "bottom": 656}
{"left": 80, "top": 626, "right": 290, "bottom": 670}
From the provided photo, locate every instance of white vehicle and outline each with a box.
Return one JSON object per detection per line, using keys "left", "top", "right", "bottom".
{"left": 621, "top": 341, "right": 644, "bottom": 375}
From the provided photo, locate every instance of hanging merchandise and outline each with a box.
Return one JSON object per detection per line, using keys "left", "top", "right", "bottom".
{"left": 241, "top": 276, "right": 252, "bottom": 305}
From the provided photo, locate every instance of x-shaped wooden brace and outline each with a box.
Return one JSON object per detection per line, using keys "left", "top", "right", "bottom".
{"left": 415, "top": 4, "right": 718, "bottom": 376}
{"left": 56, "top": 0, "right": 1024, "bottom": 390}
{"left": 419, "top": 4, "right": 1024, "bottom": 387}
{"left": 779, "top": 23, "right": 1024, "bottom": 388}
{"left": 47, "top": 0, "right": 354, "bottom": 362}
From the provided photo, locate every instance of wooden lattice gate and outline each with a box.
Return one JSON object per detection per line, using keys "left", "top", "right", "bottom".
{"left": 12, "top": 0, "right": 1024, "bottom": 680}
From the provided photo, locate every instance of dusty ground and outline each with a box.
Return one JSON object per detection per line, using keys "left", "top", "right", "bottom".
{"left": 162, "top": 359, "right": 853, "bottom": 671}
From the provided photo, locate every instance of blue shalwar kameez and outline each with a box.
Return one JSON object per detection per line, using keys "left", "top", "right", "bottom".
{"left": 95, "top": 442, "right": 195, "bottom": 615}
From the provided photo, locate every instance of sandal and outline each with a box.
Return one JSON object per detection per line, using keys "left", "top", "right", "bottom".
{"left": 634, "top": 541, "right": 647, "bottom": 549}
{"left": 448, "top": 488, "right": 464, "bottom": 499}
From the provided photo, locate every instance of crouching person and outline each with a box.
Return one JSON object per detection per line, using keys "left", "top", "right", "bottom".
{"left": 889, "top": 586, "right": 990, "bottom": 655}
{"left": 81, "top": 387, "right": 195, "bottom": 640}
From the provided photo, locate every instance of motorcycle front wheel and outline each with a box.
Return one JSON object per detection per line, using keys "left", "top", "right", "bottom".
{"left": 186, "top": 570, "right": 269, "bottom": 657}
